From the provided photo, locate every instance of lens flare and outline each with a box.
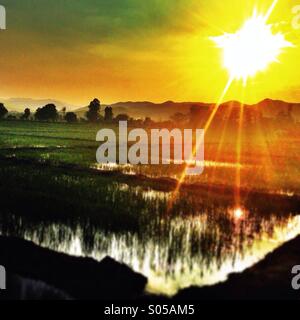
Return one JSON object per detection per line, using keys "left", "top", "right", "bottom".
{"left": 211, "top": 8, "right": 292, "bottom": 84}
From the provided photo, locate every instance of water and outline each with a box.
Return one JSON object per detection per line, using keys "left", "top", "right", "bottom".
{"left": 1, "top": 122, "right": 300, "bottom": 296}
{"left": 91, "top": 160, "right": 246, "bottom": 179}
{"left": 1, "top": 199, "right": 299, "bottom": 296}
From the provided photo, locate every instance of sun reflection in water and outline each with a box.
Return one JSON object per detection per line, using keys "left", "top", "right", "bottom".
{"left": 230, "top": 207, "right": 247, "bottom": 221}
{"left": 11, "top": 212, "right": 300, "bottom": 296}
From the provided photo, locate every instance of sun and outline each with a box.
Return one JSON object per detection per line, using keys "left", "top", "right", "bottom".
{"left": 211, "top": 7, "right": 292, "bottom": 84}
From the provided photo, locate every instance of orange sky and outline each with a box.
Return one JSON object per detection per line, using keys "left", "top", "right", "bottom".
{"left": 0, "top": 0, "right": 300, "bottom": 107}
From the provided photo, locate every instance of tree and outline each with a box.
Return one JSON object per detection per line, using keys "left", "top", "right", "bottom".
{"left": 189, "top": 105, "right": 210, "bottom": 127}
{"left": 35, "top": 104, "right": 58, "bottom": 121}
{"left": 170, "top": 112, "right": 187, "bottom": 126}
{"left": 144, "top": 117, "right": 154, "bottom": 127}
{"left": 21, "top": 108, "right": 31, "bottom": 120}
{"left": 60, "top": 107, "right": 67, "bottom": 121}
{"left": 276, "top": 110, "right": 294, "bottom": 126}
{"left": 0, "top": 103, "right": 8, "bottom": 119}
{"left": 65, "top": 112, "right": 78, "bottom": 123}
{"left": 115, "top": 113, "right": 129, "bottom": 122}
{"left": 86, "top": 98, "right": 100, "bottom": 122}
{"left": 104, "top": 107, "right": 113, "bottom": 121}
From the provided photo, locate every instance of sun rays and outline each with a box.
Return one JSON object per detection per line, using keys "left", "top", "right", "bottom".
{"left": 168, "top": 0, "right": 293, "bottom": 210}
{"left": 211, "top": 1, "right": 292, "bottom": 84}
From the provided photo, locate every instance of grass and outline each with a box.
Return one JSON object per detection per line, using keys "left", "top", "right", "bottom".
{"left": 1, "top": 119, "right": 300, "bottom": 193}
{"left": 0, "top": 119, "right": 300, "bottom": 236}
{"left": 1, "top": 119, "right": 300, "bottom": 294}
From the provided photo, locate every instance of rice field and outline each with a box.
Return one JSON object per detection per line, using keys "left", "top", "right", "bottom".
{"left": 0, "top": 119, "right": 300, "bottom": 295}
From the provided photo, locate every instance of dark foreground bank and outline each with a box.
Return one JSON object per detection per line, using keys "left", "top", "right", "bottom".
{"left": 0, "top": 236, "right": 147, "bottom": 300}
{"left": 0, "top": 235, "right": 300, "bottom": 300}
{"left": 176, "top": 235, "right": 300, "bottom": 300}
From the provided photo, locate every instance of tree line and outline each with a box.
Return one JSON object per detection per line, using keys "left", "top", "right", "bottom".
{"left": 0, "top": 99, "right": 131, "bottom": 124}
{"left": 0, "top": 98, "right": 170, "bottom": 127}
{"left": 1, "top": 98, "right": 294, "bottom": 129}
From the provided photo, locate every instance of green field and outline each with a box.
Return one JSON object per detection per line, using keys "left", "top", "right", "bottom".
{"left": 0, "top": 119, "right": 300, "bottom": 294}
{"left": 1, "top": 119, "right": 300, "bottom": 193}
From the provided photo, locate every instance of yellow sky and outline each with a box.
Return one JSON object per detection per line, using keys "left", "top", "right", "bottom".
{"left": 0, "top": 0, "right": 300, "bottom": 106}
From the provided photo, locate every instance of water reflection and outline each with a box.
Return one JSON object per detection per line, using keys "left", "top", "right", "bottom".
{"left": 91, "top": 160, "right": 246, "bottom": 179}
{"left": 1, "top": 205, "right": 299, "bottom": 295}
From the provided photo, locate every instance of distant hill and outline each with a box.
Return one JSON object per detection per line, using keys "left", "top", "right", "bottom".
{"left": 1, "top": 98, "right": 78, "bottom": 113}
{"left": 2, "top": 97, "right": 300, "bottom": 121}
{"left": 75, "top": 101, "right": 213, "bottom": 121}
{"left": 75, "top": 99, "right": 300, "bottom": 121}
{"left": 256, "top": 99, "right": 300, "bottom": 119}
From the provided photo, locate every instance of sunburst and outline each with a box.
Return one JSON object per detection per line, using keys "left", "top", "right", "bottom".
{"left": 211, "top": 1, "right": 292, "bottom": 84}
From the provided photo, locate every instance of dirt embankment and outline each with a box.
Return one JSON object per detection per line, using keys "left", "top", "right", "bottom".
{"left": 1, "top": 235, "right": 300, "bottom": 300}
{"left": 176, "top": 235, "right": 300, "bottom": 300}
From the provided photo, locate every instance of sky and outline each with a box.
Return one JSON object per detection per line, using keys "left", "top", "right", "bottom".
{"left": 0, "top": 0, "right": 300, "bottom": 107}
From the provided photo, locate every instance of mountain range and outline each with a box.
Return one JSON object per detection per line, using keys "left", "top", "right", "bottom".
{"left": 1, "top": 98, "right": 78, "bottom": 113}
{"left": 76, "top": 99, "right": 300, "bottom": 121}
{"left": 2, "top": 97, "right": 300, "bottom": 121}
